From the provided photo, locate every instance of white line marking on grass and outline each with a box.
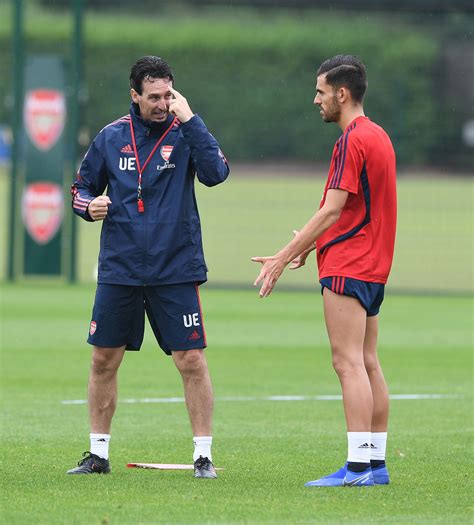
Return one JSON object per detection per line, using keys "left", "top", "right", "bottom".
{"left": 61, "top": 393, "right": 459, "bottom": 405}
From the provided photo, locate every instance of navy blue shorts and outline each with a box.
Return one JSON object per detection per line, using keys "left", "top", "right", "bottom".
{"left": 87, "top": 283, "right": 207, "bottom": 355}
{"left": 320, "top": 276, "right": 385, "bottom": 316}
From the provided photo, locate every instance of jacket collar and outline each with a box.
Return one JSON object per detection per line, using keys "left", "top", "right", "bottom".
{"left": 130, "top": 102, "right": 174, "bottom": 136}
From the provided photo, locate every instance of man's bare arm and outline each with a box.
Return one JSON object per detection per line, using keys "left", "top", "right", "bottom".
{"left": 252, "top": 189, "right": 349, "bottom": 298}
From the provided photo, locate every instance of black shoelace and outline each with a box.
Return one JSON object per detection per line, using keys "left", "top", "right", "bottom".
{"left": 77, "top": 451, "right": 93, "bottom": 466}
{"left": 194, "top": 456, "right": 211, "bottom": 469}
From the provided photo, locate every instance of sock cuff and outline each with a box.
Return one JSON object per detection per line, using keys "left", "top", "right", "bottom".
{"left": 90, "top": 433, "right": 111, "bottom": 441}
{"left": 347, "top": 432, "right": 371, "bottom": 440}
{"left": 193, "top": 436, "right": 212, "bottom": 445}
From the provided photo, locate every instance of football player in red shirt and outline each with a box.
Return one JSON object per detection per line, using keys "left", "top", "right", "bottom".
{"left": 253, "top": 55, "right": 396, "bottom": 487}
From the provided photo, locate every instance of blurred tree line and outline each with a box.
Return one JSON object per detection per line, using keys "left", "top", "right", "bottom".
{"left": 2, "top": 1, "right": 473, "bottom": 168}
{"left": 39, "top": 0, "right": 474, "bottom": 13}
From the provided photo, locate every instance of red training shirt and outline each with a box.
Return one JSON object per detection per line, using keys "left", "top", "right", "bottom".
{"left": 316, "top": 116, "right": 397, "bottom": 284}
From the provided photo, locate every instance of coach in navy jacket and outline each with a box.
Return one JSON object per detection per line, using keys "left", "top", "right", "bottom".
{"left": 72, "top": 98, "right": 228, "bottom": 286}
{"left": 67, "top": 56, "right": 228, "bottom": 478}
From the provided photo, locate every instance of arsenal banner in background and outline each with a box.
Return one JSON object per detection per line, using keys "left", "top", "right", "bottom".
{"left": 21, "top": 56, "right": 68, "bottom": 277}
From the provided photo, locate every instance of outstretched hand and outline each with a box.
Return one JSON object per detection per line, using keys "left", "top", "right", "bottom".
{"left": 168, "top": 86, "right": 194, "bottom": 123}
{"left": 251, "top": 255, "right": 286, "bottom": 298}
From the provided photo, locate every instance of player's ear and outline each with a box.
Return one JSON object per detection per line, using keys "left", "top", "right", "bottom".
{"left": 337, "top": 86, "right": 349, "bottom": 104}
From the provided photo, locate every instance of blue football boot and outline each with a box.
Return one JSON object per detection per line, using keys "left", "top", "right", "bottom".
{"left": 304, "top": 463, "right": 348, "bottom": 487}
{"left": 342, "top": 466, "right": 374, "bottom": 486}
{"left": 372, "top": 464, "right": 390, "bottom": 485}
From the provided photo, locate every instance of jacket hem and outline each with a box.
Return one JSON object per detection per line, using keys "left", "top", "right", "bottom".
{"left": 97, "top": 275, "right": 208, "bottom": 286}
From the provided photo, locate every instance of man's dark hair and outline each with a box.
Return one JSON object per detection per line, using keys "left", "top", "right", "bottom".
{"left": 130, "top": 56, "right": 174, "bottom": 95}
{"left": 317, "top": 55, "right": 367, "bottom": 103}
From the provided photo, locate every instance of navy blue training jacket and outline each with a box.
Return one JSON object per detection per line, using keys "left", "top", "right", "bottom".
{"left": 71, "top": 103, "right": 229, "bottom": 286}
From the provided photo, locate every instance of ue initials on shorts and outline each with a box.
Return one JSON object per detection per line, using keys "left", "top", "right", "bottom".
{"left": 183, "top": 313, "right": 200, "bottom": 328}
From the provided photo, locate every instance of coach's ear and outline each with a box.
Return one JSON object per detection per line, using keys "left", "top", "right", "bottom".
{"left": 130, "top": 88, "right": 139, "bottom": 103}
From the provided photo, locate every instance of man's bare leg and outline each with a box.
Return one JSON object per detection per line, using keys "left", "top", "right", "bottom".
{"left": 172, "top": 349, "right": 214, "bottom": 436}
{"left": 323, "top": 288, "right": 373, "bottom": 431}
{"left": 304, "top": 289, "right": 374, "bottom": 486}
{"left": 363, "top": 316, "right": 389, "bottom": 432}
{"left": 363, "top": 315, "right": 390, "bottom": 483}
{"left": 172, "top": 348, "right": 216, "bottom": 477}
{"left": 89, "top": 345, "right": 126, "bottom": 434}
{"left": 67, "top": 345, "right": 125, "bottom": 473}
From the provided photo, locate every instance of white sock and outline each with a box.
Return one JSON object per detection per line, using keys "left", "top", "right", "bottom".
{"left": 370, "top": 432, "right": 387, "bottom": 461}
{"left": 193, "top": 436, "right": 212, "bottom": 462}
{"left": 90, "top": 433, "right": 110, "bottom": 460}
{"left": 347, "top": 432, "right": 371, "bottom": 464}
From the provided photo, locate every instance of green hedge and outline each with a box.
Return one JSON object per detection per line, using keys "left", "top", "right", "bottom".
{"left": 1, "top": 6, "right": 448, "bottom": 165}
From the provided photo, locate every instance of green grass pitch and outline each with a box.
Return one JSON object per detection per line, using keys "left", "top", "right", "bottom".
{"left": 1, "top": 283, "right": 472, "bottom": 524}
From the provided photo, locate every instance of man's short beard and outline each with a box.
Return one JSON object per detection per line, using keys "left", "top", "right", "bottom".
{"left": 322, "top": 95, "right": 341, "bottom": 123}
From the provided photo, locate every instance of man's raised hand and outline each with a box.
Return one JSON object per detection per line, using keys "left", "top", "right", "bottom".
{"left": 168, "top": 86, "right": 194, "bottom": 123}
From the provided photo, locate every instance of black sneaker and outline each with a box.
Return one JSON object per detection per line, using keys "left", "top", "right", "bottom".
{"left": 67, "top": 451, "right": 110, "bottom": 474}
{"left": 194, "top": 455, "right": 217, "bottom": 479}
